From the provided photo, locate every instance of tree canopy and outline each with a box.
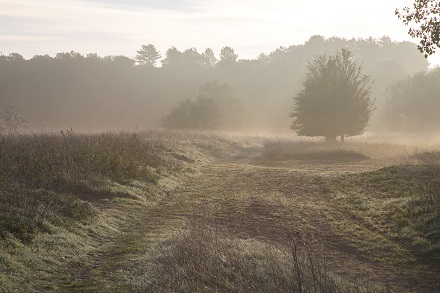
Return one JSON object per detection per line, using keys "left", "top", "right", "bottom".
{"left": 290, "top": 49, "right": 375, "bottom": 142}
{"left": 385, "top": 68, "right": 440, "bottom": 132}
{"left": 396, "top": 0, "right": 440, "bottom": 57}
{"left": 161, "top": 81, "right": 244, "bottom": 130}
{"left": 219, "top": 46, "right": 238, "bottom": 65}
{"left": 136, "top": 44, "right": 161, "bottom": 66}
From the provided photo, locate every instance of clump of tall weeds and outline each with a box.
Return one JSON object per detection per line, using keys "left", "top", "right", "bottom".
{"left": 0, "top": 130, "right": 168, "bottom": 243}
{"left": 136, "top": 220, "right": 389, "bottom": 293}
{"left": 0, "top": 130, "right": 163, "bottom": 189}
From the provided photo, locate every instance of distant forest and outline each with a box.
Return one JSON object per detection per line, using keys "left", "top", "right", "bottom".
{"left": 0, "top": 35, "right": 431, "bottom": 132}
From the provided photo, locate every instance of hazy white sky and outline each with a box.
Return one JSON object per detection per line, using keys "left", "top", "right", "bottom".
{"left": 1, "top": 0, "right": 439, "bottom": 67}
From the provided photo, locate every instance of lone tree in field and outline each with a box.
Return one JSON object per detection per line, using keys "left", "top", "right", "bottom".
{"left": 290, "top": 49, "right": 375, "bottom": 142}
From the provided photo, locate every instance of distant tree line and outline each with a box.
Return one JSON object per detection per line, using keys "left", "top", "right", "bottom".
{"left": 385, "top": 67, "right": 440, "bottom": 132}
{"left": 0, "top": 36, "right": 430, "bottom": 131}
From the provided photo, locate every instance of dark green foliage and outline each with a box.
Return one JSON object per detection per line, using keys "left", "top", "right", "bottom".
{"left": 396, "top": 1, "right": 440, "bottom": 57}
{"left": 384, "top": 68, "right": 440, "bottom": 132}
{"left": 161, "top": 81, "right": 244, "bottom": 130}
{"left": 290, "top": 49, "right": 375, "bottom": 141}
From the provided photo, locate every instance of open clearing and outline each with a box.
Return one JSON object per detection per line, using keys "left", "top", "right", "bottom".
{"left": 1, "top": 133, "right": 439, "bottom": 292}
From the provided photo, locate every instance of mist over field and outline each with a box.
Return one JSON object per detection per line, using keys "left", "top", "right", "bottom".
{"left": 0, "top": 35, "right": 437, "bottom": 134}
{"left": 2, "top": 0, "right": 440, "bottom": 292}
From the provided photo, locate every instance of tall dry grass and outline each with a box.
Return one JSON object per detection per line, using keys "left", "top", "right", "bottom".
{"left": 0, "top": 130, "right": 169, "bottom": 243}
{"left": 135, "top": 220, "right": 390, "bottom": 293}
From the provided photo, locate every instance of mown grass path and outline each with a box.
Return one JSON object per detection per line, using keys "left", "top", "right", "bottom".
{"left": 60, "top": 142, "right": 438, "bottom": 292}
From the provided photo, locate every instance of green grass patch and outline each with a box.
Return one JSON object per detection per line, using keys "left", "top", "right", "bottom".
{"left": 327, "top": 163, "right": 440, "bottom": 260}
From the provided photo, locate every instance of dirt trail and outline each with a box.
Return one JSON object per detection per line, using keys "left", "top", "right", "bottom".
{"left": 60, "top": 142, "right": 427, "bottom": 291}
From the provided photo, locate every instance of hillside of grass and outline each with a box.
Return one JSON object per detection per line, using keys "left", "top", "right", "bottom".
{"left": 0, "top": 130, "right": 238, "bottom": 292}
{"left": 1, "top": 132, "right": 440, "bottom": 292}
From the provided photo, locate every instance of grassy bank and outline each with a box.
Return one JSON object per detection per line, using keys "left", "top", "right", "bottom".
{"left": 0, "top": 129, "right": 238, "bottom": 292}
{"left": 1, "top": 132, "right": 440, "bottom": 291}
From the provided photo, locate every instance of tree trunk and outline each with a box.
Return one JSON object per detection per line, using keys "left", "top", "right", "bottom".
{"left": 340, "top": 134, "right": 345, "bottom": 143}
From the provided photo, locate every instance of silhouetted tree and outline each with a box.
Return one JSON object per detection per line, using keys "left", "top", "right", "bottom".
{"left": 6, "top": 53, "right": 25, "bottom": 63}
{"left": 105, "top": 55, "right": 136, "bottom": 67}
{"left": 219, "top": 46, "right": 238, "bottom": 65}
{"left": 181, "top": 48, "right": 205, "bottom": 67}
{"left": 396, "top": 0, "right": 440, "bottom": 57}
{"left": 202, "top": 48, "right": 217, "bottom": 67}
{"left": 136, "top": 44, "right": 161, "bottom": 66}
{"left": 290, "top": 49, "right": 375, "bottom": 142}
{"left": 55, "top": 51, "right": 84, "bottom": 61}
{"left": 161, "top": 47, "right": 183, "bottom": 67}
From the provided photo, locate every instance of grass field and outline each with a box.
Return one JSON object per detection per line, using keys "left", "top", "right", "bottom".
{"left": 1, "top": 130, "right": 439, "bottom": 292}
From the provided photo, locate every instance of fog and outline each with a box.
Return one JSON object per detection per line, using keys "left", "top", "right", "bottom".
{"left": 0, "top": 36, "right": 437, "bottom": 134}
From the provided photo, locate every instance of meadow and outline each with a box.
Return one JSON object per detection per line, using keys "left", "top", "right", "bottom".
{"left": 0, "top": 130, "right": 439, "bottom": 292}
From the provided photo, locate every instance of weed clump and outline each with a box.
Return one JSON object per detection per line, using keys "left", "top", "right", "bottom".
{"left": 0, "top": 131, "right": 168, "bottom": 243}
{"left": 137, "top": 221, "right": 388, "bottom": 293}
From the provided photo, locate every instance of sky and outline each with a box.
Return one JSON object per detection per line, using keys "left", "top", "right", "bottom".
{"left": 1, "top": 0, "right": 439, "bottom": 67}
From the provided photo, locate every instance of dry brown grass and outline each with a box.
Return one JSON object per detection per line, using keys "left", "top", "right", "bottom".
{"left": 136, "top": 219, "right": 388, "bottom": 293}
{"left": 2, "top": 130, "right": 440, "bottom": 292}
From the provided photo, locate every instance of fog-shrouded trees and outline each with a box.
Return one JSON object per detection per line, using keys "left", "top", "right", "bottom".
{"left": 161, "top": 81, "right": 244, "bottom": 130}
{"left": 135, "top": 44, "right": 161, "bottom": 66}
{"left": 202, "top": 48, "right": 217, "bottom": 67}
{"left": 396, "top": 0, "right": 440, "bottom": 57}
{"left": 385, "top": 68, "right": 440, "bottom": 132}
{"left": 0, "top": 37, "right": 428, "bottom": 131}
{"left": 290, "top": 49, "right": 375, "bottom": 142}
{"left": 219, "top": 46, "right": 238, "bottom": 65}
